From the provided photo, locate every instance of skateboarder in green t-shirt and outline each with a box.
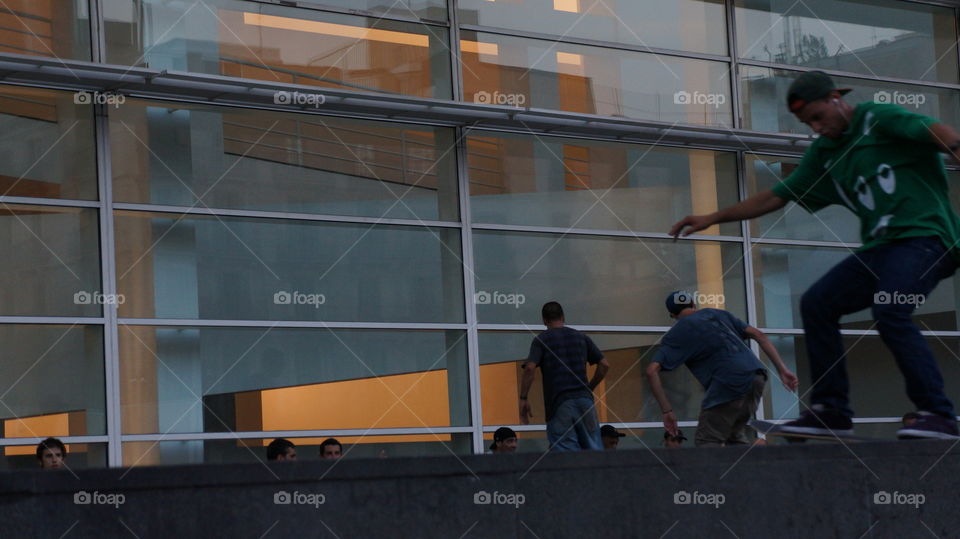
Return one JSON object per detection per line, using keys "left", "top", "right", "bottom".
{"left": 671, "top": 70, "right": 960, "bottom": 439}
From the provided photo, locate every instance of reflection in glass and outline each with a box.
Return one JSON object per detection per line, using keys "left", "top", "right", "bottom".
{"left": 753, "top": 244, "right": 960, "bottom": 331}
{"left": 111, "top": 100, "right": 459, "bottom": 222}
{"left": 119, "top": 327, "right": 470, "bottom": 435}
{"left": 0, "top": 205, "right": 102, "bottom": 317}
{"left": 459, "top": 0, "right": 726, "bottom": 55}
{"left": 736, "top": 0, "right": 958, "bottom": 83}
{"left": 763, "top": 335, "right": 960, "bottom": 420}
{"left": 105, "top": 0, "right": 452, "bottom": 98}
{"left": 740, "top": 66, "right": 960, "bottom": 134}
{"left": 745, "top": 154, "right": 858, "bottom": 243}
{"left": 462, "top": 32, "right": 732, "bottom": 126}
{"left": 114, "top": 211, "right": 464, "bottom": 322}
{"left": 123, "top": 433, "right": 471, "bottom": 466}
{"left": 0, "top": 0, "right": 91, "bottom": 61}
{"left": 473, "top": 231, "right": 746, "bottom": 325}
{"left": 479, "top": 331, "right": 705, "bottom": 426}
{"left": 299, "top": 0, "right": 448, "bottom": 21}
{"left": 468, "top": 130, "right": 739, "bottom": 235}
{"left": 0, "top": 85, "right": 97, "bottom": 200}
{"left": 0, "top": 325, "right": 106, "bottom": 437}
{"left": 0, "top": 442, "right": 106, "bottom": 471}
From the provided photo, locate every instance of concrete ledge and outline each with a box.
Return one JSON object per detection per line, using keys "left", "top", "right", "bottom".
{"left": 1, "top": 440, "right": 958, "bottom": 538}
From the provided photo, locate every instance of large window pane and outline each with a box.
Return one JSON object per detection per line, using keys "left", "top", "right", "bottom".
{"left": 115, "top": 211, "right": 464, "bottom": 322}
{"left": 459, "top": 0, "right": 727, "bottom": 55}
{"left": 473, "top": 231, "right": 746, "bottom": 325}
{"left": 462, "top": 32, "right": 732, "bottom": 126}
{"left": 299, "top": 0, "right": 448, "bottom": 21}
{"left": 753, "top": 244, "right": 960, "bottom": 331}
{"left": 0, "top": 85, "right": 97, "bottom": 201}
{"left": 735, "top": 0, "right": 958, "bottom": 83}
{"left": 746, "top": 154, "right": 858, "bottom": 243}
{"left": 111, "top": 100, "right": 459, "bottom": 222}
{"left": 0, "top": 1, "right": 91, "bottom": 61}
{"left": 468, "top": 131, "right": 739, "bottom": 235}
{"left": 123, "top": 433, "right": 471, "bottom": 466}
{"left": 479, "top": 331, "right": 705, "bottom": 425}
{"left": 105, "top": 0, "right": 452, "bottom": 98}
{"left": 762, "top": 335, "right": 960, "bottom": 420}
{"left": 0, "top": 325, "right": 106, "bottom": 438}
{"left": 119, "top": 326, "right": 470, "bottom": 435}
{"left": 1, "top": 442, "right": 106, "bottom": 471}
{"left": 740, "top": 66, "right": 960, "bottom": 134}
{"left": 0, "top": 205, "right": 102, "bottom": 317}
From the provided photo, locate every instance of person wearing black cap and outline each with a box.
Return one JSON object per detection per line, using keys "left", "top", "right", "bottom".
{"left": 488, "top": 427, "right": 518, "bottom": 454}
{"left": 519, "top": 301, "right": 609, "bottom": 451}
{"left": 600, "top": 424, "right": 625, "bottom": 450}
{"left": 671, "top": 69, "right": 960, "bottom": 440}
{"left": 646, "top": 291, "right": 798, "bottom": 447}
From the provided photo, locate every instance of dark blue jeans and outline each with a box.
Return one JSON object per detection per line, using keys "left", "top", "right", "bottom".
{"left": 800, "top": 236, "right": 957, "bottom": 418}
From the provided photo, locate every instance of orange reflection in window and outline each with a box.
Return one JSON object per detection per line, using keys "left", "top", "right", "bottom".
{"left": 4, "top": 411, "right": 86, "bottom": 455}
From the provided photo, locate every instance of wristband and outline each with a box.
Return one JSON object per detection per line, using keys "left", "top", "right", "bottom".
{"left": 662, "top": 409, "right": 673, "bottom": 414}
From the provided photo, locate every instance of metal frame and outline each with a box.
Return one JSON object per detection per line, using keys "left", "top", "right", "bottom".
{"left": 3, "top": 0, "right": 959, "bottom": 465}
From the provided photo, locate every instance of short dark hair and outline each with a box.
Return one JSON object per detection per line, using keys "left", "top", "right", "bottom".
{"left": 541, "top": 302, "right": 564, "bottom": 322}
{"left": 36, "top": 437, "right": 66, "bottom": 462}
{"left": 266, "top": 438, "right": 295, "bottom": 461}
{"left": 319, "top": 438, "right": 342, "bottom": 454}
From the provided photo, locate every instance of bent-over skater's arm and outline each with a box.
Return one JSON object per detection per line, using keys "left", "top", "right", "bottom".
{"left": 646, "top": 362, "right": 678, "bottom": 436}
{"left": 744, "top": 326, "right": 799, "bottom": 392}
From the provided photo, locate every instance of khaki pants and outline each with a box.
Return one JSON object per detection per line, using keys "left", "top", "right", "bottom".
{"left": 695, "top": 373, "right": 766, "bottom": 447}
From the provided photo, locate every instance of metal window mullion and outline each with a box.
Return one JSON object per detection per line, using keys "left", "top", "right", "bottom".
{"left": 725, "top": 0, "right": 742, "bottom": 129}
{"left": 454, "top": 123, "right": 484, "bottom": 455}
{"left": 94, "top": 102, "right": 122, "bottom": 467}
{"left": 448, "top": 0, "right": 464, "bottom": 102}
{"left": 737, "top": 149, "right": 766, "bottom": 421}
{"left": 117, "top": 319, "right": 469, "bottom": 330}
{"left": 89, "top": 0, "right": 105, "bottom": 63}
{"left": 246, "top": 0, "right": 451, "bottom": 28}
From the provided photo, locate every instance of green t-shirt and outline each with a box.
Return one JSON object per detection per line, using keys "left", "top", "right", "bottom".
{"left": 771, "top": 101, "right": 960, "bottom": 261}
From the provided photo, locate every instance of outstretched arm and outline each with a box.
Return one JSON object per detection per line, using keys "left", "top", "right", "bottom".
{"left": 744, "top": 326, "right": 799, "bottom": 392}
{"left": 670, "top": 189, "right": 788, "bottom": 239}
{"left": 646, "top": 362, "right": 678, "bottom": 436}
{"left": 927, "top": 122, "right": 960, "bottom": 161}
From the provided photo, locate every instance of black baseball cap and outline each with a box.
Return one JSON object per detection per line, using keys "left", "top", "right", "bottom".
{"left": 600, "top": 425, "right": 625, "bottom": 438}
{"left": 665, "top": 290, "right": 695, "bottom": 316}
{"left": 786, "top": 70, "right": 851, "bottom": 114}
{"left": 490, "top": 427, "right": 517, "bottom": 450}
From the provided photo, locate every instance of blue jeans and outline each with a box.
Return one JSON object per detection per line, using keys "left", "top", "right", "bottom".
{"left": 801, "top": 236, "right": 957, "bottom": 418}
{"left": 546, "top": 396, "right": 603, "bottom": 451}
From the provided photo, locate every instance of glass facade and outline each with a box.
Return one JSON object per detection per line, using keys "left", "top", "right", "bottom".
{"left": 2, "top": 0, "right": 960, "bottom": 465}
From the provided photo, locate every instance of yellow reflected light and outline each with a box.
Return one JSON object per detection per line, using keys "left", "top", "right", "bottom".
{"left": 242, "top": 12, "right": 429, "bottom": 47}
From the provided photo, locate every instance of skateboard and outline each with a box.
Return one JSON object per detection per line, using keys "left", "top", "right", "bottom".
{"left": 748, "top": 419, "right": 879, "bottom": 444}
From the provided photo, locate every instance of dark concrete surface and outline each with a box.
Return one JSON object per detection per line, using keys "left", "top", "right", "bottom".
{"left": 1, "top": 440, "right": 957, "bottom": 538}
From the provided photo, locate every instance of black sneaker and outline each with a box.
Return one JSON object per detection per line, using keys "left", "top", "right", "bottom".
{"left": 780, "top": 405, "right": 854, "bottom": 436}
{"left": 897, "top": 412, "right": 959, "bottom": 440}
